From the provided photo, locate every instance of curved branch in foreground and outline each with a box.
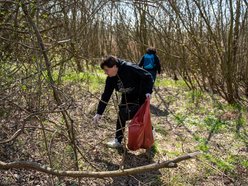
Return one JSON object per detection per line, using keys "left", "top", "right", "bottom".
{"left": 0, "top": 129, "right": 22, "bottom": 144}
{"left": 0, "top": 152, "right": 200, "bottom": 178}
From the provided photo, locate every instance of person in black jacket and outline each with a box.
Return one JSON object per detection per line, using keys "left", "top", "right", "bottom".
{"left": 139, "top": 47, "right": 161, "bottom": 83}
{"left": 93, "top": 56, "right": 153, "bottom": 148}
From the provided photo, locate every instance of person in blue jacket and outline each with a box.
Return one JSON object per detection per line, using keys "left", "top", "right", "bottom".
{"left": 139, "top": 47, "right": 161, "bottom": 83}
{"left": 93, "top": 56, "right": 153, "bottom": 148}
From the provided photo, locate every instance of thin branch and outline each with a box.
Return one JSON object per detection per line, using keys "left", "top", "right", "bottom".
{"left": 0, "top": 129, "right": 22, "bottom": 144}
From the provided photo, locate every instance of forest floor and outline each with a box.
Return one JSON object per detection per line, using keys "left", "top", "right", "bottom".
{"left": 0, "top": 72, "right": 248, "bottom": 186}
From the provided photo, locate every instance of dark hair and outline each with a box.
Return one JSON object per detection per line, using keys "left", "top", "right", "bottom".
{"left": 100, "top": 55, "right": 118, "bottom": 69}
{"left": 146, "top": 47, "right": 157, "bottom": 54}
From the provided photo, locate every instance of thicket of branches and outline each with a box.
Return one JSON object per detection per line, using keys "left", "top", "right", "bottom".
{"left": 0, "top": 0, "right": 247, "bottom": 180}
{"left": 1, "top": 0, "right": 248, "bottom": 105}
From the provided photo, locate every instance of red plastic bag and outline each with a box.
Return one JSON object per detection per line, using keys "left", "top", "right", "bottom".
{"left": 127, "top": 98, "right": 154, "bottom": 151}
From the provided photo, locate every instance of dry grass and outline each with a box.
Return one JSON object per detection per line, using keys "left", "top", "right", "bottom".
{"left": 0, "top": 77, "right": 248, "bottom": 185}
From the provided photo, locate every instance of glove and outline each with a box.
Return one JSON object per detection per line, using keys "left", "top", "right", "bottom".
{"left": 93, "top": 114, "right": 102, "bottom": 124}
{"left": 146, "top": 93, "right": 151, "bottom": 98}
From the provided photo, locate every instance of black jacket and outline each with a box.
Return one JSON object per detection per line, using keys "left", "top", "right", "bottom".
{"left": 97, "top": 59, "right": 153, "bottom": 115}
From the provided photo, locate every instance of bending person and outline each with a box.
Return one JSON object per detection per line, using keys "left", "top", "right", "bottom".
{"left": 93, "top": 56, "right": 153, "bottom": 148}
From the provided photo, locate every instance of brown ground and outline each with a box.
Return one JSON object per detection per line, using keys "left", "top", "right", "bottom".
{"left": 1, "top": 80, "right": 248, "bottom": 185}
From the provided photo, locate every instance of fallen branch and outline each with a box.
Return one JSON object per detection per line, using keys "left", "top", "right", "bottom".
{"left": 0, "top": 152, "right": 200, "bottom": 178}
{"left": 0, "top": 129, "right": 22, "bottom": 144}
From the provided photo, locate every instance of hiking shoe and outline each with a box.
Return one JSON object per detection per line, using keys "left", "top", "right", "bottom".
{"left": 106, "top": 139, "right": 122, "bottom": 148}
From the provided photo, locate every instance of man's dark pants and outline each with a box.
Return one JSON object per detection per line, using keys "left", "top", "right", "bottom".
{"left": 115, "top": 97, "right": 146, "bottom": 143}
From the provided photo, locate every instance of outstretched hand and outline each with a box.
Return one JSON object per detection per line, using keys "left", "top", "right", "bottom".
{"left": 145, "top": 93, "right": 151, "bottom": 99}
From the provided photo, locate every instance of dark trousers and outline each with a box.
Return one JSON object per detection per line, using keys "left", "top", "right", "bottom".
{"left": 146, "top": 70, "right": 157, "bottom": 82}
{"left": 115, "top": 104, "right": 140, "bottom": 143}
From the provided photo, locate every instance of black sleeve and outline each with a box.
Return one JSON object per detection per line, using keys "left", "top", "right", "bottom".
{"left": 127, "top": 64, "right": 153, "bottom": 94}
{"left": 138, "top": 56, "right": 144, "bottom": 67}
{"left": 97, "top": 77, "right": 115, "bottom": 115}
{"left": 155, "top": 55, "right": 161, "bottom": 74}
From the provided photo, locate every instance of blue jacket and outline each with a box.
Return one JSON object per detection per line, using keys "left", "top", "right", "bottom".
{"left": 139, "top": 54, "right": 161, "bottom": 74}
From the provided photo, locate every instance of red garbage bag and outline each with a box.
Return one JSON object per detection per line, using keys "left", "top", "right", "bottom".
{"left": 127, "top": 98, "right": 154, "bottom": 151}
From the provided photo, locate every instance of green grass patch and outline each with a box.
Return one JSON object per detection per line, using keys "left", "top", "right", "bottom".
{"left": 203, "top": 115, "right": 226, "bottom": 132}
{"left": 186, "top": 89, "right": 205, "bottom": 102}
{"left": 155, "top": 78, "right": 187, "bottom": 88}
{"left": 52, "top": 70, "right": 106, "bottom": 91}
{"left": 151, "top": 141, "right": 159, "bottom": 155}
{"left": 164, "top": 150, "right": 182, "bottom": 157}
{"left": 204, "top": 153, "right": 235, "bottom": 172}
{"left": 241, "top": 159, "right": 248, "bottom": 168}
{"left": 174, "top": 113, "right": 187, "bottom": 124}
{"left": 194, "top": 136, "right": 209, "bottom": 152}
{"left": 155, "top": 125, "right": 168, "bottom": 136}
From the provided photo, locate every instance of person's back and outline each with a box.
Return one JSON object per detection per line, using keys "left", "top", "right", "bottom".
{"left": 143, "top": 53, "right": 156, "bottom": 70}
{"left": 139, "top": 47, "right": 161, "bottom": 82}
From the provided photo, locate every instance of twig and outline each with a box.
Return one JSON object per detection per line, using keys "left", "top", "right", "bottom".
{"left": 0, "top": 129, "right": 22, "bottom": 144}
